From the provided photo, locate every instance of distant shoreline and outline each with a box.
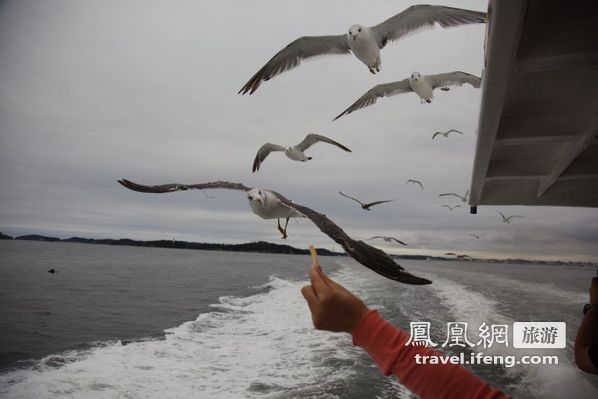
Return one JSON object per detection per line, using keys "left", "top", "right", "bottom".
{"left": 0, "top": 232, "right": 596, "bottom": 267}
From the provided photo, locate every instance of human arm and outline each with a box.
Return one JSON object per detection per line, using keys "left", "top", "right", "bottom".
{"left": 300, "top": 263, "right": 510, "bottom": 399}
{"left": 575, "top": 275, "right": 598, "bottom": 374}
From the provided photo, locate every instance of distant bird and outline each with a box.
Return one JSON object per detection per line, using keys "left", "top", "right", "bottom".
{"left": 118, "top": 179, "right": 430, "bottom": 285}
{"left": 238, "top": 5, "right": 486, "bottom": 94}
{"left": 432, "top": 129, "right": 463, "bottom": 139}
{"left": 338, "top": 191, "right": 396, "bottom": 211}
{"left": 47, "top": 269, "right": 56, "bottom": 274}
{"left": 469, "top": 233, "right": 485, "bottom": 239}
{"left": 442, "top": 204, "right": 461, "bottom": 211}
{"left": 252, "top": 134, "right": 351, "bottom": 172}
{"left": 497, "top": 210, "right": 523, "bottom": 224}
{"left": 334, "top": 71, "right": 481, "bottom": 119}
{"left": 439, "top": 190, "right": 469, "bottom": 203}
{"left": 367, "top": 236, "right": 408, "bottom": 246}
{"left": 405, "top": 179, "right": 424, "bottom": 190}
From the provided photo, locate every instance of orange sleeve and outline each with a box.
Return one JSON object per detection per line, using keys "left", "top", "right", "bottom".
{"left": 352, "top": 310, "right": 511, "bottom": 399}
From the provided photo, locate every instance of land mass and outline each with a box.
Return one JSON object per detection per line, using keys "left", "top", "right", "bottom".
{"left": 3, "top": 232, "right": 343, "bottom": 256}
{"left": 1, "top": 232, "right": 595, "bottom": 267}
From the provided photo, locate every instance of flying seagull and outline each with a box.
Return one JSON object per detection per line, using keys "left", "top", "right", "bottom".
{"left": 497, "top": 210, "right": 523, "bottom": 224}
{"left": 442, "top": 204, "right": 461, "bottom": 211}
{"left": 338, "top": 191, "right": 396, "bottom": 211}
{"left": 238, "top": 5, "right": 485, "bottom": 94}
{"left": 432, "top": 129, "right": 464, "bottom": 139}
{"left": 334, "top": 71, "right": 481, "bottom": 119}
{"left": 118, "top": 179, "right": 431, "bottom": 285}
{"left": 367, "top": 236, "right": 408, "bottom": 246}
{"left": 439, "top": 190, "right": 469, "bottom": 203}
{"left": 253, "top": 134, "right": 351, "bottom": 173}
{"left": 469, "top": 233, "right": 485, "bottom": 239}
{"left": 405, "top": 179, "right": 424, "bottom": 190}
{"left": 47, "top": 269, "right": 57, "bottom": 274}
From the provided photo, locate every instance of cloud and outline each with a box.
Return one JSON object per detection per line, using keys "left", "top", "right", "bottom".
{"left": 1, "top": 0, "right": 596, "bottom": 263}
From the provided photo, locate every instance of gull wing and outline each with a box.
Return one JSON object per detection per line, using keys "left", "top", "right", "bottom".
{"left": 406, "top": 179, "right": 424, "bottom": 189}
{"left": 365, "top": 199, "right": 396, "bottom": 208}
{"left": 118, "top": 179, "right": 252, "bottom": 193}
{"left": 239, "top": 35, "right": 350, "bottom": 95}
{"left": 252, "top": 143, "right": 286, "bottom": 173}
{"left": 367, "top": 236, "right": 384, "bottom": 240}
{"left": 334, "top": 79, "right": 412, "bottom": 120}
{"left": 439, "top": 193, "right": 461, "bottom": 199}
{"left": 276, "top": 197, "right": 431, "bottom": 285}
{"left": 390, "top": 237, "right": 408, "bottom": 246}
{"left": 338, "top": 191, "right": 365, "bottom": 207}
{"left": 371, "top": 5, "right": 486, "bottom": 48}
{"left": 295, "top": 134, "right": 351, "bottom": 153}
{"left": 446, "top": 129, "right": 464, "bottom": 135}
{"left": 432, "top": 132, "right": 444, "bottom": 139}
{"left": 426, "top": 71, "right": 481, "bottom": 89}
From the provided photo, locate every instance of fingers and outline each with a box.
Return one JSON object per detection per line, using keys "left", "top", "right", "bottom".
{"left": 301, "top": 285, "right": 318, "bottom": 311}
{"left": 309, "top": 262, "right": 330, "bottom": 297}
{"left": 316, "top": 266, "right": 341, "bottom": 289}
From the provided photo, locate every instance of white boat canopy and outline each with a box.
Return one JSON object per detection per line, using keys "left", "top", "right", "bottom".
{"left": 469, "top": 0, "right": 598, "bottom": 213}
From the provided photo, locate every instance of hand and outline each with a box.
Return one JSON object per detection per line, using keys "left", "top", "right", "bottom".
{"left": 590, "top": 274, "right": 598, "bottom": 305}
{"left": 301, "top": 263, "right": 369, "bottom": 333}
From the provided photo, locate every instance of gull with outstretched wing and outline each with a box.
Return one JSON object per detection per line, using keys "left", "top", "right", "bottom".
{"left": 118, "top": 179, "right": 430, "bottom": 285}
{"left": 432, "top": 129, "right": 464, "bottom": 139}
{"left": 439, "top": 190, "right": 469, "bottom": 203}
{"left": 367, "top": 236, "right": 408, "bottom": 246}
{"left": 497, "top": 210, "right": 524, "bottom": 224}
{"left": 442, "top": 204, "right": 461, "bottom": 211}
{"left": 239, "top": 5, "right": 485, "bottom": 94}
{"left": 253, "top": 133, "right": 351, "bottom": 172}
{"left": 334, "top": 71, "right": 481, "bottom": 120}
{"left": 338, "top": 191, "right": 396, "bottom": 211}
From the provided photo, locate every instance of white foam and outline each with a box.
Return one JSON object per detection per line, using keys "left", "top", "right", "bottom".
{"left": 0, "top": 275, "right": 366, "bottom": 399}
{"left": 431, "top": 275, "right": 598, "bottom": 399}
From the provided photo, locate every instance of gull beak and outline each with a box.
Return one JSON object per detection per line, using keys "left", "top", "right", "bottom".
{"left": 255, "top": 197, "right": 263, "bottom": 206}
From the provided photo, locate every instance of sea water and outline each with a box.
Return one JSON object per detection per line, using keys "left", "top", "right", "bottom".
{"left": 1, "top": 241, "right": 597, "bottom": 398}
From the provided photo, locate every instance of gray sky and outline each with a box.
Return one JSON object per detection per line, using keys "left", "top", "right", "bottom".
{"left": 1, "top": 0, "right": 597, "bottom": 262}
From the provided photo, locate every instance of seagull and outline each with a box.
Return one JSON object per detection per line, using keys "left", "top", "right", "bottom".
{"left": 238, "top": 5, "right": 485, "bottom": 94}
{"left": 334, "top": 71, "right": 481, "bottom": 119}
{"left": 252, "top": 134, "right": 351, "bottom": 173}
{"left": 47, "top": 269, "right": 57, "bottom": 274}
{"left": 118, "top": 179, "right": 431, "bottom": 285}
{"left": 497, "top": 210, "right": 523, "bottom": 224}
{"left": 439, "top": 190, "right": 469, "bottom": 203}
{"left": 405, "top": 179, "right": 424, "bottom": 190}
{"left": 338, "top": 191, "right": 396, "bottom": 211}
{"left": 469, "top": 233, "right": 485, "bottom": 239}
{"left": 367, "top": 236, "right": 408, "bottom": 246}
{"left": 432, "top": 129, "right": 464, "bottom": 139}
{"left": 442, "top": 204, "right": 461, "bottom": 211}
